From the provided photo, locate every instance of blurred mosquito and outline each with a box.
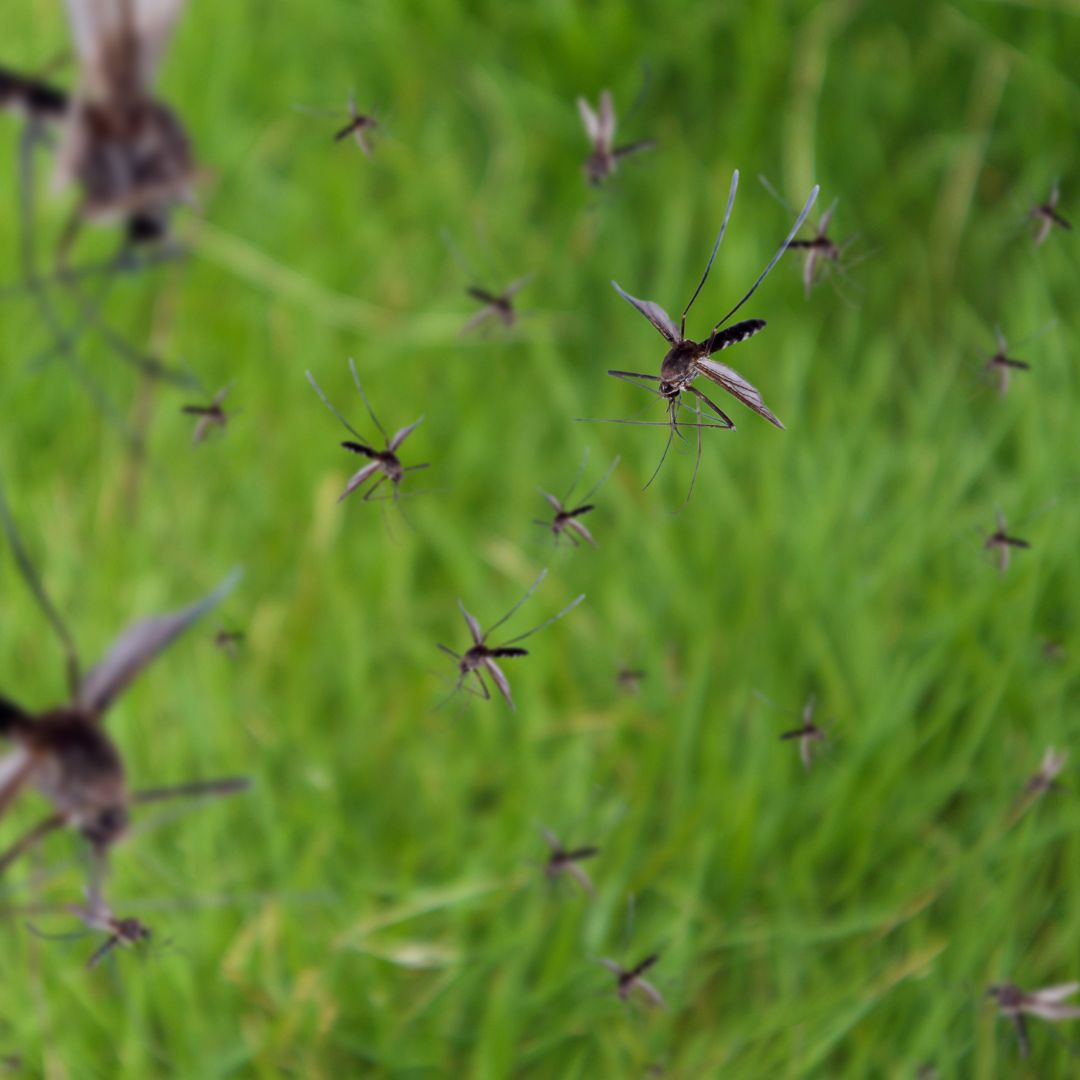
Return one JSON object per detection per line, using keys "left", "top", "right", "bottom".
{"left": 779, "top": 694, "right": 828, "bottom": 772}
{"left": 616, "top": 666, "right": 646, "bottom": 695}
{"left": 182, "top": 385, "right": 237, "bottom": 445}
{"left": 214, "top": 627, "right": 246, "bottom": 659}
{"left": 1024, "top": 747, "right": 1067, "bottom": 798}
{"left": 307, "top": 360, "right": 428, "bottom": 505}
{"left": 599, "top": 954, "right": 665, "bottom": 1007}
{"left": 988, "top": 981, "right": 1080, "bottom": 1058}
{"left": 334, "top": 94, "right": 378, "bottom": 157}
{"left": 984, "top": 510, "right": 1030, "bottom": 575}
{"left": 540, "top": 826, "right": 599, "bottom": 896}
{"left": 0, "top": 482, "right": 246, "bottom": 882}
{"left": 461, "top": 276, "right": 533, "bottom": 336}
{"left": 437, "top": 569, "right": 584, "bottom": 710}
{"left": 535, "top": 451, "right": 619, "bottom": 548}
{"left": 576, "top": 90, "right": 654, "bottom": 186}
{"left": 582, "top": 170, "right": 818, "bottom": 501}
{"left": 1030, "top": 182, "right": 1071, "bottom": 247}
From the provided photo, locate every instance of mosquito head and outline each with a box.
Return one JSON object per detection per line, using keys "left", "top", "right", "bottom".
{"left": 80, "top": 804, "right": 129, "bottom": 849}
{"left": 115, "top": 916, "right": 151, "bottom": 945}
{"left": 988, "top": 984, "right": 1023, "bottom": 1010}
{"left": 377, "top": 450, "right": 404, "bottom": 481}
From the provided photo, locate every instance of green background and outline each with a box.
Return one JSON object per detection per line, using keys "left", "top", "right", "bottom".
{"left": 1, "top": 0, "right": 1079, "bottom": 1075}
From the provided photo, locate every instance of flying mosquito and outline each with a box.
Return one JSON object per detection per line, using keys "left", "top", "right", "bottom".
{"left": 1030, "top": 182, "right": 1071, "bottom": 248}
{"left": 182, "top": 384, "right": 236, "bottom": 444}
{"left": 534, "top": 451, "right": 619, "bottom": 548}
{"left": 461, "top": 275, "right": 533, "bottom": 336}
{"left": 988, "top": 982, "right": 1080, "bottom": 1058}
{"left": 599, "top": 954, "right": 665, "bottom": 1007}
{"left": 0, "top": 482, "right": 246, "bottom": 882}
{"left": 983, "top": 327, "right": 1033, "bottom": 397}
{"left": 616, "top": 666, "right": 646, "bottom": 695}
{"left": 1024, "top": 747, "right": 1067, "bottom": 798}
{"left": 984, "top": 510, "right": 1030, "bottom": 575}
{"left": 779, "top": 694, "right": 827, "bottom": 772}
{"left": 437, "top": 570, "right": 584, "bottom": 710}
{"left": 576, "top": 90, "right": 654, "bottom": 186}
{"left": 214, "top": 627, "right": 246, "bottom": 658}
{"left": 540, "top": 826, "right": 599, "bottom": 895}
{"left": 584, "top": 170, "right": 818, "bottom": 501}
{"left": 307, "top": 360, "right": 429, "bottom": 505}
{"left": 333, "top": 93, "right": 378, "bottom": 157}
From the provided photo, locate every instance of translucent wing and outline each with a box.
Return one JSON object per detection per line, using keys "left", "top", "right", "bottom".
{"left": 633, "top": 977, "right": 666, "bottom": 1008}
{"left": 695, "top": 357, "right": 784, "bottom": 428}
{"left": 576, "top": 97, "right": 600, "bottom": 142}
{"left": 78, "top": 569, "right": 242, "bottom": 713}
{"left": 460, "top": 305, "right": 497, "bottom": 337}
{"left": 1034, "top": 983, "right": 1080, "bottom": 1003}
{"left": 802, "top": 249, "right": 819, "bottom": 298}
{"left": 611, "top": 282, "right": 680, "bottom": 343}
{"left": 567, "top": 518, "right": 597, "bottom": 547}
{"left": 338, "top": 461, "right": 382, "bottom": 502}
{"left": 389, "top": 416, "right": 424, "bottom": 452}
{"left": 598, "top": 89, "right": 616, "bottom": 150}
{"left": 502, "top": 274, "right": 534, "bottom": 299}
{"left": 539, "top": 490, "right": 563, "bottom": 513}
{"left": 564, "top": 861, "right": 595, "bottom": 895}
{"left": 818, "top": 198, "right": 837, "bottom": 235}
{"left": 457, "top": 602, "right": 484, "bottom": 646}
{"left": 482, "top": 657, "right": 515, "bottom": 709}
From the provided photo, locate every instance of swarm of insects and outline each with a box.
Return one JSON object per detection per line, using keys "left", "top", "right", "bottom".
{"left": 576, "top": 90, "right": 654, "bottom": 186}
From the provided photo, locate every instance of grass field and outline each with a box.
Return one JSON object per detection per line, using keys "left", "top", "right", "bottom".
{"left": 1, "top": 0, "right": 1079, "bottom": 1076}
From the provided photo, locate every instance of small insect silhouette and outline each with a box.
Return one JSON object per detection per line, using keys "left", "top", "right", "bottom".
{"left": 334, "top": 94, "right": 378, "bottom": 157}
{"left": 63, "top": 884, "right": 152, "bottom": 970}
{"left": 534, "top": 451, "right": 619, "bottom": 548}
{"left": 779, "top": 694, "right": 827, "bottom": 772}
{"left": 540, "top": 826, "right": 599, "bottom": 895}
{"left": 984, "top": 510, "right": 1030, "bottom": 575}
{"left": 576, "top": 90, "right": 654, "bottom": 186}
{"left": 616, "top": 666, "right": 646, "bottom": 695}
{"left": 437, "top": 570, "right": 584, "bottom": 710}
{"left": 988, "top": 981, "right": 1080, "bottom": 1058}
{"left": 599, "top": 954, "right": 665, "bottom": 1007}
{"left": 983, "top": 327, "right": 1032, "bottom": 397}
{"left": 182, "top": 384, "right": 236, "bottom": 444}
{"left": 1025, "top": 747, "right": 1067, "bottom": 797}
{"left": 214, "top": 627, "right": 246, "bottom": 658}
{"left": 590, "top": 170, "right": 817, "bottom": 500}
{"left": 461, "top": 275, "right": 533, "bottom": 336}
{"left": 307, "top": 360, "right": 429, "bottom": 505}
{"left": 1030, "top": 182, "right": 1071, "bottom": 247}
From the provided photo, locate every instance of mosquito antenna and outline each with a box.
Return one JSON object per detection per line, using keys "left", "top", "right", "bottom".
{"left": 563, "top": 448, "right": 591, "bottom": 505}
{"left": 1012, "top": 319, "right": 1058, "bottom": 350}
{"left": 682, "top": 398, "right": 703, "bottom": 508}
{"left": 305, "top": 370, "right": 365, "bottom": 440}
{"left": 757, "top": 174, "right": 793, "bottom": 213}
{"left": 348, "top": 358, "right": 389, "bottom": 444}
{"left": 580, "top": 454, "right": 621, "bottom": 504}
{"left": 485, "top": 570, "right": 549, "bottom": 639}
{"left": 681, "top": 170, "right": 740, "bottom": 336}
{"left": 713, "top": 184, "right": 820, "bottom": 331}
{"left": 500, "top": 592, "right": 585, "bottom": 647}
{"left": 132, "top": 777, "right": 250, "bottom": 804}
{"left": 576, "top": 416, "right": 733, "bottom": 430}
{"left": 623, "top": 60, "right": 652, "bottom": 127}
{"left": 0, "top": 480, "right": 80, "bottom": 695}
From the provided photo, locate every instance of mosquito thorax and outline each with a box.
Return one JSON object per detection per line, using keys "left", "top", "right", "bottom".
{"left": 660, "top": 341, "right": 700, "bottom": 387}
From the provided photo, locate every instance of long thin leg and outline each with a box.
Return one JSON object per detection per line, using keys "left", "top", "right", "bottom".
{"left": 0, "top": 812, "right": 65, "bottom": 876}
{"left": 132, "top": 777, "right": 250, "bottom": 804}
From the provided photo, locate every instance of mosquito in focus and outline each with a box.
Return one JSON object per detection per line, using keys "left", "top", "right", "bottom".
{"left": 534, "top": 451, "right": 619, "bottom": 548}
{"left": 0, "top": 482, "right": 247, "bottom": 883}
{"left": 576, "top": 90, "right": 654, "bottom": 186}
{"left": 540, "top": 826, "right": 599, "bottom": 895}
{"left": 582, "top": 170, "right": 818, "bottom": 501}
{"left": 437, "top": 569, "right": 584, "bottom": 710}
{"left": 182, "top": 384, "right": 237, "bottom": 445}
{"left": 599, "top": 954, "right": 665, "bottom": 1008}
{"left": 984, "top": 510, "right": 1030, "bottom": 576}
{"left": 779, "top": 694, "right": 828, "bottom": 772}
{"left": 988, "top": 981, "right": 1080, "bottom": 1058}
{"left": 307, "top": 360, "right": 429, "bottom": 505}
{"left": 1030, "top": 182, "right": 1071, "bottom": 248}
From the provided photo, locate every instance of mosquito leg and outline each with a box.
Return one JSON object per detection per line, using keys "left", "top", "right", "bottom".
{"left": 362, "top": 474, "right": 389, "bottom": 503}
{"left": 0, "top": 813, "right": 65, "bottom": 875}
{"left": 132, "top": 777, "right": 250, "bottom": 804}
{"left": 642, "top": 405, "right": 677, "bottom": 491}
{"left": 682, "top": 396, "right": 703, "bottom": 507}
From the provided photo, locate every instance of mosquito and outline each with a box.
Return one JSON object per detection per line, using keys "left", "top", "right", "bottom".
{"left": 616, "top": 666, "right": 646, "bottom": 695}
{"left": 461, "top": 275, "right": 533, "bottom": 336}
{"left": 1025, "top": 747, "right": 1067, "bottom": 797}
{"left": 540, "top": 826, "right": 599, "bottom": 896}
{"left": 307, "top": 360, "right": 429, "bottom": 505}
{"left": 589, "top": 170, "right": 818, "bottom": 500}
{"left": 984, "top": 510, "right": 1030, "bottom": 575}
{"left": 0, "top": 482, "right": 246, "bottom": 881}
{"left": 437, "top": 569, "right": 585, "bottom": 710}
{"left": 534, "top": 451, "right": 619, "bottom": 548}
{"left": 599, "top": 954, "right": 665, "bottom": 1007}
{"left": 182, "top": 384, "right": 237, "bottom": 445}
{"left": 988, "top": 982, "right": 1080, "bottom": 1058}
{"left": 333, "top": 93, "right": 378, "bottom": 157}
{"left": 576, "top": 90, "right": 654, "bottom": 186}
{"left": 779, "top": 694, "right": 827, "bottom": 772}
{"left": 1030, "top": 182, "right": 1071, "bottom": 248}
{"left": 983, "top": 327, "right": 1032, "bottom": 397}
{"left": 214, "top": 627, "right": 246, "bottom": 658}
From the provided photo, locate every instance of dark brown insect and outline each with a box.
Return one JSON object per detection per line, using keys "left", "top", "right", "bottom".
{"left": 984, "top": 327, "right": 1031, "bottom": 397}
{"left": 182, "top": 384, "right": 236, "bottom": 444}
{"left": 1031, "top": 182, "right": 1071, "bottom": 247}
{"left": 576, "top": 90, "right": 654, "bottom": 186}
{"left": 590, "top": 170, "right": 818, "bottom": 500}
{"left": 599, "top": 954, "right": 665, "bottom": 1007}
{"left": 461, "top": 275, "right": 533, "bottom": 336}
{"left": 989, "top": 981, "right": 1080, "bottom": 1057}
{"left": 333, "top": 94, "right": 378, "bottom": 157}
{"left": 779, "top": 694, "right": 827, "bottom": 772}
{"left": 437, "top": 570, "right": 584, "bottom": 710}
{"left": 307, "top": 360, "right": 429, "bottom": 504}
{"left": 984, "top": 510, "right": 1030, "bottom": 576}
{"left": 214, "top": 627, "right": 246, "bottom": 658}
{"left": 541, "top": 826, "right": 599, "bottom": 895}
{"left": 0, "top": 481, "right": 245, "bottom": 881}
{"left": 1024, "top": 747, "right": 1067, "bottom": 797}
{"left": 534, "top": 452, "right": 619, "bottom": 548}
{"left": 616, "top": 666, "right": 646, "bottom": 695}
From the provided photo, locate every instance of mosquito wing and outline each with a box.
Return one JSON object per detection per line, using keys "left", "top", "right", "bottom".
{"left": 611, "top": 282, "right": 680, "bottom": 343}
{"left": 1032, "top": 983, "right": 1080, "bottom": 1004}
{"left": 577, "top": 97, "right": 600, "bottom": 142}
{"left": 482, "top": 657, "right": 515, "bottom": 709}
{"left": 567, "top": 518, "right": 597, "bottom": 547}
{"left": 460, "top": 305, "right": 497, "bottom": 337}
{"left": 564, "top": 860, "right": 595, "bottom": 896}
{"left": 597, "top": 89, "right": 616, "bottom": 151}
{"left": 695, "top": 357, "right": 784, "bottom": 429}
{"left": 802, "top": 249, "right": 819, "bottom": 298}
{"left": 633, "top": 976, "right": 666, "bottom": 1008}
{"left": 799, "top": 735, "right": 813, "bottom": 771}
{"left": 77, "top": 569, "right": 242, "bottom": 714}
{"left": 339, "top": 461, "right": 382, "bottom": 502}
{"left": 457, "top": 601, "right": 484, "bottom": 646}
{"left": 389, "top": 417, "right": 424, "bottom": 452}
{"left": 818, "top": 198, "right": 837, "bottom": 236}
{"left": 502, "top": 274, "right": 534, "bottom": 299}
{"left": 598, "top": 957, "right": 624, "bottom": 976}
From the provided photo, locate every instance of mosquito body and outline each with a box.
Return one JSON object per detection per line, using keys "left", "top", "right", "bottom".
{"left": 214, "top": 628, "right": 246, "bottom": 658}
{"left": 616, "top": 666, "right": 646, "bottom": 695}
{"left": 182, "top": 385, "right": 235, "bottom": 444}
{"left": 779, "top": 695, "right": 827, "bottom": 772}
{"left": 1025, "top": 747, "right": 1067, "bottom": 797}
{"left": 307, "top": 360, "right": 428, "bottom": 504}
{"left": 786, "top": 200, "right": 845, "bottom": 297}
{"left": 461, "top": 276, "right": 532, "bottom": 336}
{"left": 1031, "top": 182, "right": 1071, "bottom": 248}
{"left": 989, "top": 982, "right": 1080, "bottom": 1058}
{"left": 599, "top": 954, "right": 665, "bottom": 1007}
{"left": 595, "top": 170, "right": 818, "bottom": 499}
{"left": 541, "top": 827, "right": 598, "bottom": 895}
{"left": 535, "top": 453, "right": 618, "bottom": 548}
{"left": 576, "top": 90, "right": 653, "bottom": 186}
{"left": 984, "top": 328, "right": 1031, "bottom": 397}
{"left": 333, "top": 94, "right": 378, "bottom": 157}
{"left": 437, "top": 570, "right": 584, "bottom": 710}
{"left": 984, "top": 511, "right": 1030, "bottom": 575}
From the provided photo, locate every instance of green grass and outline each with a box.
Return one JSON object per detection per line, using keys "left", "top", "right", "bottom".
{"left": 1, "top": 0, "right": 1079, "bottom": 1075}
